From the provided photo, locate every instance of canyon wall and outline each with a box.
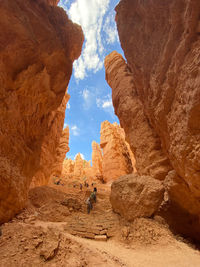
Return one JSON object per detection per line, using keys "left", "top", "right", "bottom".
{"left": 0, "top": 0, "right": 84, "bottom": 222}
{"left": 100, "top": 121, "right": 135, "bottom": 183}
{"left": 105, "top": 0, "right": 200, "bottom": 240}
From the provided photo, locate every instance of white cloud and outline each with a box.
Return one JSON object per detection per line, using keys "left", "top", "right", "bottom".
{"left": 63, "top": 122, "right": 68, "bottom": 129}
{"left": 67, "top": 0, "right": 110, "bottom": 80}
{"left": 74, "top": 153, "right": 85, "bottom": 160}
{"left": 81, "top": 87, "right": 98, "bottom": 110}
{"left": 96, "top": 94, "right": 112, "bottom": 109}
{"left": 66, "top": 102, "right": 70, "bottom": 109}
{"left": 96, "top": 94, "right": 115, "bottom": 118}
{"left": 103, "top": 12, "right": 119, "bottom": 44}
{"left": 82, "top": 89, "right": 90, "bottom": 101}
{"left": 71, "top": 125, "right": 80, "bottom": 136}
{"left": 102, "top": 100, "right": 112, "bottom": 108}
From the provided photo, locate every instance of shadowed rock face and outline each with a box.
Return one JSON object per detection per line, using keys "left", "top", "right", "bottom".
{"left": 106, "top": 0, "right": 200, "bottom": 240}
{"left": 0, "top": 0, "right": 84, "bottom": 222}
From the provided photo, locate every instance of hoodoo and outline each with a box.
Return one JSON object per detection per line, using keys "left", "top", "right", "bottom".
{"left": 105, "top": 0, "right": 200, "bottom": 240}
{"left": 0, "top": 0, "right": 84, "bottom": 222}
{"left": 100, "top": 121, "right": 135, "bottom": 183}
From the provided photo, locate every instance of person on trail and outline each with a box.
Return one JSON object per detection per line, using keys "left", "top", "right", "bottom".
{"left": 86, "top": 197, "right": 93, "bottom": 214}
{"left": 90, "top": 188, "right": 97, "bottom": 203}
{"left": 80, "top": 183, "right": 82, "bottom": 191}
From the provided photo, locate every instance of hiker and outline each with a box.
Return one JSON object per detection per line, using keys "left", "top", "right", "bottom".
{"left": 90, "top": 188, "right": 97, "bottom": 203}
{"left": 80, "top": 183, "right": 82, "bottom": 191}
{"left": 84, "top": 181, "right": 87, "bottom": 187}
{"left": 55, "top": 179, "right": 61, "bottom": 185}
{"left": 86, "top": 197, "right": 93, "bottom": 214}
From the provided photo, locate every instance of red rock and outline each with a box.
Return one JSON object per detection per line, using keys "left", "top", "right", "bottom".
{"left": 30, "top": 94, "right": 70, "bottom": 188}
{"left": 110, "top": 174, "right": 164, "bottom": 221}
{"left": 106, "top": 0, "right": 200, "bottom": 240}
{"left": 0, "top": 0, "right": 84, "bottom": 223}
{"left": 100, "top": 121, "right": 134, "bottom": 183}
{"left": 92, "top": 141, "right": 103, "bottom": 176}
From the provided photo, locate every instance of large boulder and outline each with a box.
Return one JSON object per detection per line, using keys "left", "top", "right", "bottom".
{"left": 110, "top": 174, "right": 164, "bottom": 221}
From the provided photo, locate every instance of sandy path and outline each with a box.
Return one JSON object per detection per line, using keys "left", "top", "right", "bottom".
{"left": 34, "top": 220, "right": 200, "bottom": 267}
{"left": 67, "top": 233, "right": 200, "bottom": 267}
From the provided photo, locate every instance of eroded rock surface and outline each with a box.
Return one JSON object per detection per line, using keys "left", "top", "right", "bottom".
{"left": 106, "top": 0, "right": 200, "bottom": 240}
{"left": 0, "top": 0, "right": 83, "bottom": 222}
{"left": 30, "top": 95, "right": 70, "bottom": 188}
{"left": 92, "top": 141, "right": 103, "bottom": 176}
{"left": 100, "top": 121, "right": 134, "bottom": 183}
{"left": 110, "top": 174, "right": 164, "bottom": 221}
{"left": 105, "top": 52, "right": 171, "bottom": 180}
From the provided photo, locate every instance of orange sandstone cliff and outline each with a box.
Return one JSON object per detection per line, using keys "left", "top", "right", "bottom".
{"left": 0, "top": 0, "right": 84, "bottom": 222}
{"left": 106, "top": 0, "right": 200, "bottom": 240}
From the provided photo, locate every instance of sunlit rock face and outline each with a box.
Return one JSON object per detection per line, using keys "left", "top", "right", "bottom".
{"left": 110, "top": 174, "right": 164, "bottom": 221}
{"left": 106, "top": 0, "right": 200, "bottom": 240}
{"left": 62, "top": 154, "right": 93, "bottom": 181}
{"left": 74, "top": 153, "right": 85, "bottom": 177}
{"left": 100, "top": 121, "right": 135, "bottom": 183}
{"left": 105, "top": 52, "right": 171, "bottom": 180}
{"left": 62, "top": 159, "right": 75, "bottom": 176}
{"left": 92, "top": 141, "right": 103, "bottom": 176}
{"left": 0, "top": 0, "right": 84, "bottom": 222}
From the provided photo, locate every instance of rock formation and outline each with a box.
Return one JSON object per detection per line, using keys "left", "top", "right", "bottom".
{"left": 51, "top": 126, "right": 70, "bottom": 177}
{"left": 105, "top": 52, "right": 171, "bottom": 180}
{"left": 62, "top": 159, "right": 75, "bottom": 176}
{"left": 91, "top": 141, "right": 103, "bottom": 176}
{"left": 61, "top": 154, "right": 93, "bottom": 181}
{"left": 74, "top": 153, "right": 85, "bottom": 177}
{"left": 100, "top": 121, "right": 135, "bottom": 183}
{"left": 30, "top": 95, "right": 70, "bottom": 188}
{"left": 0, "top": 0, "right": 84, "bottom": 222}
{"left": 106, "top": 0, "right": 200, "bottom": 240}
{"left": 110, "top": 174, "right": 164, "bottom": 221}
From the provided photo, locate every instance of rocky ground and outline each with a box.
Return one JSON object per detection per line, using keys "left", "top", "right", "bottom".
{"left": 0, "top": 182, "right": 200, "bottom": 267}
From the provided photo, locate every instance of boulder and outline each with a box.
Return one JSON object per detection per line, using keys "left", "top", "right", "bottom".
{"left": 110, "top": 174, "right": 164, "bottom": 221}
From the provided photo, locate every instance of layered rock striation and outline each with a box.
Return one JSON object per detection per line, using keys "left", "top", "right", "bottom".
{"left": 106, "top": 0, "right": 200, "bottom": 240}
{"left": 0, "top": 0, "right": 84, "bottom": 222}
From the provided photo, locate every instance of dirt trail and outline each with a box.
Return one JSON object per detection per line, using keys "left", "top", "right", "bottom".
{"left": 0, "top": 183, "right": 200, "bottom": 266}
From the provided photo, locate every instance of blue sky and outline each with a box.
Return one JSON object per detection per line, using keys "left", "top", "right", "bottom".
{"left": 59, "top": 0, "right": 124, "bottom": 161}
